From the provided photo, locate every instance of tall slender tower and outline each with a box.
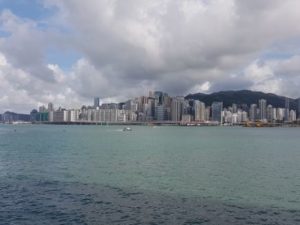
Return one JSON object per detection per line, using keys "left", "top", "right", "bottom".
{"left": 258, "top": 99, "right": 267, "bottom": 121}
{"left": 48, "top": 102, "right": 54, "bottom": 112}
{"left": 94, "top": 97, "right": 100, "bottom": 108}
{"left": 249, "top": 104, "right": 257, "bottom": 121}
{"left": 284, "top": 97, "right": 290, "bottom": 122}
{"left": 297, "top": 98, "right": 300, "bottom": 119}
{"left": 171, "top": 97, "right": 184, "bottom": 121}
{"left": 194, "top": 100, "right": 205, "bottom": 121}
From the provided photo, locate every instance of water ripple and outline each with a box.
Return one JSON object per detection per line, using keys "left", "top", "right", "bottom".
{"left": 1, "top": 179, "right": 300, "bottom": 225}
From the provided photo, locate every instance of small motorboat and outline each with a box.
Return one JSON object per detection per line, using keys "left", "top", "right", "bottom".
{"left": 123, "top": 127, "right": 132, "bottom": 131}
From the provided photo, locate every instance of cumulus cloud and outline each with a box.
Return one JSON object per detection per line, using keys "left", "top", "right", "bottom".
{"left": 0, "top": 10, "right": 55, "bottom": 82}
{"left": 1, "top": 0, "right": 300, "bottom": 112}
{"left": 244, "top": 57, "right": 300, "bottom": 97}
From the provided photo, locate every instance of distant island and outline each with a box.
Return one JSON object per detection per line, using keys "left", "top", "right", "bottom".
{"left": 1, "top": 90, "right": 300, "bottom": 127}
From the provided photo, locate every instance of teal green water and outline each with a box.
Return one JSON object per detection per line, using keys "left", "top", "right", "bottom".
{"left": 1, "top": 124, "right": 299, "bottom": 212}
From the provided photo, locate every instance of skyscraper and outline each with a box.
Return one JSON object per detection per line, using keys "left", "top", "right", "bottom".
{"left": 94, "top": 97, "right": 100, "bottom": 108}
{"left": 259, "top": 99, "right": 267, "bottom": 121}
{"left": 155, "top": 105, "right": 167, "bottom": 121}
{"left": 205, "top": 107, "right": 211, "bottom": 121}
{"left": 171, "top": 97, "right": 184, "bottom": 121}
{"left": 249, "top": 104, "right": 257, "bottom": 121}
{"left": 290, "top": 110, "right": 297, "bottom": 122}
{"left": 232, "top": 104, "right": 238, "bottom": 113}
{"left": 194, "top": 100, "right": 206, "bottom": 121}
{"left": 211, "top": 102, "right": 223, "bottom": 123}
{"left": 154, "top": 91, "right": 163, "bottom": 106}
{"left": 48, "top": 102, "right": 54, "bottom": 112}
{"left": 298, "top": 99, "right": 300, "bottom": 119}
{"left": 284, "top": 97, "right": 289, "bottom": 121}
{"left": 266, "top": 105, "right": 273, "bottom": 122}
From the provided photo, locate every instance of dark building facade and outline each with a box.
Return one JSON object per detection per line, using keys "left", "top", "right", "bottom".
{"left": 297, "top": 99, "right": 300, "bottom": 118}
{"left": 94, "top": 97, "right": 100, "bottom": 108}
{"left": 2, "top": 111, "right": 30, "bottom": 123}
{"left": 285, "top": 98, "right": 290, "bottom": 121}
{"left": 211, "top": 102, "right": 223, "bottom": 123}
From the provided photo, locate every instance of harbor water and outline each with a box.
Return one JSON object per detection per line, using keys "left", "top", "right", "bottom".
{"left": 0, "top": 124, "right": 300, "bottom": 224}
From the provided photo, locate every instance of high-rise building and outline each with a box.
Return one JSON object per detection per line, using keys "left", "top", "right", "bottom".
{"left": 272, "top": 108, "right": 277, "bottom": 121}
{"left": 232, "top": 104, "right": 238, "bottom": 113}
{"left": 137, "top": 96, "right": 147, "bottom": 112}
{"left": 153, "top": 92, "right": 170, "bottom": 120}
{"left": 194, "top": 100, "right": 206, "bottom": 121}
{"left": 183, "top": 100, "right": 193, "bottom": 115}
{"left": 155, "top": 105, "right": 168, "bottom": 121}
{"left": 249, "top": 104, "right": 257, "bottom": 121}
{"left": 149, "top": 91, "right": 154, "bottom": 98}
{"left": 284, "top": 97, "right": 290, "bottom": 121}
{"left": 223, "top": 109, "right": 232, "bottom": 123}
{"left": 276, "top": 108, "right": 285, "bottom": 121}
{"left": 53, "top": 110, "right": 66, "bottom": 122}
{"left": 124, "top": 100, "right": 138, "bottom": 112}
{"left": 146, "top": 97, "right": 155, "bottom": 120}
{"left": 205, "top": 107, "right": 210, "bottom": 121}
{"left": 241, "top": 111, "right": 248, "bottom": 122}
{"left": 39, "top": 105, "right": 47, "bottom": 113}
{"left": 69, "top": 109, "right": 80, "bottom": 122}
{"left": 48, "top": 102, "right": 54, "bottom": 112}
{"left": 290, "top": 110, "right": 297, "bottom": 122}
{"left": 241, "top": 104, "right": 249, "bottom": 113}
{"left": 94, "top": 97, "right": 100, "bottom": 108}
{"left": 171, "top": 97, "right": 184, "bottom": 121}
{"left": 297, "top": 98, "right": 300, "bottom": 119}
{"left": 154, "top": 91, "right": 164, "bottom": 106}
{"left": 211, "top": 102, "right": 223, "bottom": 123}
{"left": 259, "top": 99, "right": 267, "bottom": 121}
{"left": 266, "top": 105, "right": 273, "bottom": 122}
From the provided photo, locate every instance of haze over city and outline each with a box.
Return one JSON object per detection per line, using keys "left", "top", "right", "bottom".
{"left": 1, "top": 0, "right": 300, "bottom": 113}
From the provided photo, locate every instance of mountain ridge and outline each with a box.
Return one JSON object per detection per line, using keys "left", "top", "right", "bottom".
{"left": 185, "top": 90, "right": 300, "bottom": 110}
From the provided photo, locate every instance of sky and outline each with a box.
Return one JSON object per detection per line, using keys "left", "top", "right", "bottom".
{"left": 1, "top": 0, "right": 300, "bottom": 113}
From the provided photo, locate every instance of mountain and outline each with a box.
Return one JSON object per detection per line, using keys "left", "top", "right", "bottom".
{"left": 185, "top": 90, "right": 300, "bottom": 110}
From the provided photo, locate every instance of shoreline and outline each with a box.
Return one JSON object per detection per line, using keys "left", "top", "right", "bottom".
{"left": 2, "top": 121, "right": 300, "bottom": 128}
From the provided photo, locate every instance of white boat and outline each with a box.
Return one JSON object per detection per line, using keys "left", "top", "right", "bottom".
{"left": 123, "top": 127, "right": 132, "bottom": 131}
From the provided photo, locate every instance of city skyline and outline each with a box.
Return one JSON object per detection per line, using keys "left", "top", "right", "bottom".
{"left": 1, "top": 1, "right": 300, "bottom": 112}
{"left": 1, "top": 89, "right": 300, "bottom": 125}
{"left": 1, "top": 89, "right": 300, "bottom": 115}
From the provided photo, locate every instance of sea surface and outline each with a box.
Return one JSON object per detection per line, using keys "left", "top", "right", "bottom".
{"left": 0, "top": 124, "right": 300, "bottom": 225}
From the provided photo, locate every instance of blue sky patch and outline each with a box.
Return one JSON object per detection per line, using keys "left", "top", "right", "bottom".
{"left": 46, "top": 47, "right": 82, "bottom": 70}
{"left": 0, "top": 29, "right": 10, "bottom": 37}
{"left": 0, "top": 0, "right": 57, "bottom": 20}
{"left": 261, "top": 39, "right": 300, "bottom": 60}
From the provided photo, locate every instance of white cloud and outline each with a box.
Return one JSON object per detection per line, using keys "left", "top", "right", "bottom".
{"left": 242, "top": 56, "right": 300, "bottom": 97}
{"left": 2, "top": 0, "right": 300, "bottom": 113}
{"left": 272, "top": 55, "right": 300, "bottom": 77}
{"left": 189, "top": 81, "right": 211, "bottom": 94}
